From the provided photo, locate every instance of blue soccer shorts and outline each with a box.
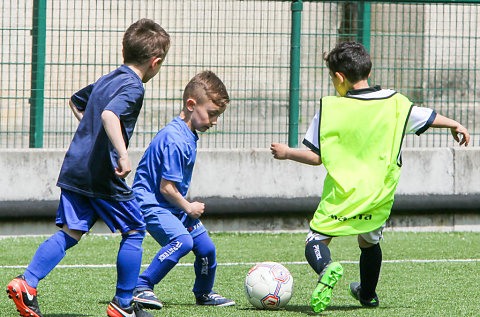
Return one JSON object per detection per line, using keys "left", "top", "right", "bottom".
{"left": 141, "top": 206, "right": 206, "bottom": 246}
{"left": 55, "top": 189, "right": 146, "bottom": 233}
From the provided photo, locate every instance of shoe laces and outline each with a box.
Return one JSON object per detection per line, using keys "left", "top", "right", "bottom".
{"left": 205, "top": 292, "right": 225, "bottom": 300}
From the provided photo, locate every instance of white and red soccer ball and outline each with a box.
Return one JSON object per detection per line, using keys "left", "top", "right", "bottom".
{"left": 244, "top": 261, "right": 294, "bottom": 309}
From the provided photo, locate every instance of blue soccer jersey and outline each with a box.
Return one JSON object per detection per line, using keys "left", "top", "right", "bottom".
{"left": 133, "top": 116, "right": 199, "bottom": 214}
{"left": 57, "top": 65, "right": 145, "bottom": 201}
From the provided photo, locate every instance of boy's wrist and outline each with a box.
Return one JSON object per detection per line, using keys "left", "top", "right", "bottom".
{"left": 285, "top": 147, "right": 292, "bottom": 160}
{"left": 118, "top": 151, "right": 129, "bottom": 158}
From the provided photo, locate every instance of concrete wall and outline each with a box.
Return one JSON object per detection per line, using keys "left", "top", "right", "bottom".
{"left": 0, "top": 148, "right": 479, "bottom": 217}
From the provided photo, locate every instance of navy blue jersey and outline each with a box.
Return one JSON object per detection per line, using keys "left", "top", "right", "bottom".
{"left": 57, "top": 65, "right": 145, "bottom": 201}
{"left": 133, "top": 116, "right": 198, "bottom": 214}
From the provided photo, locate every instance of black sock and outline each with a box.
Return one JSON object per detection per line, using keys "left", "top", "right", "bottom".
{"left": 305, "top": 239, "right": 331, "bottom": 275}
{"left": 359, "top": 243, "right": 382, "bottom": 299}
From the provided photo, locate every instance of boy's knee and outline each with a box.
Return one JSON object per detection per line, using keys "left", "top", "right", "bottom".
{"left": 357, "top": 235, "right": 377, "bottom": 249}
{"left": 198, "top": 242, "right": 216, "bottom": 259}
{"left": 61, "top": 227, "right": 85, "bottom": 242}
{"left": 173, "top": 234, "right": 194, "bottom": 255}
{"left": 193, "top": 233, "right": 216, "bottom": 258}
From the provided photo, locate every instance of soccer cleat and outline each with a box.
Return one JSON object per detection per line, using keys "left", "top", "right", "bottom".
{"left": 310, "top": 261, "right": 343, "bottom": 312}
{"left": 195, "top": 292, "right": 236, "bottom": 307}
{"left": 349, "top": 282, "right": 379, "bottom": 308}
{"left": 107, "top": 297, "right": 154, "bottom": 317}
{"left": 133, "top": 287, "right": 163, "bottom": 310}
{"left": 6, "top": 275, "right": 43, "bottom": 317}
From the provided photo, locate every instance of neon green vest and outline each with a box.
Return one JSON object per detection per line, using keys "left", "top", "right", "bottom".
{"left": 310, "top": 91, "right": 412, "bottom": 236}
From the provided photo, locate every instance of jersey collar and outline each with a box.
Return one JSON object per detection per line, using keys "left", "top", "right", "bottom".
{"left": 346, "top": 85, "right": 382, "bottom": 96}
{"left": 345, "top": 85, "right": 397, "bottom": 100}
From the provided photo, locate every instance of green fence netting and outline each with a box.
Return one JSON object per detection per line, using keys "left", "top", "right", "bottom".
{"left": 0, "top": 0, "right": 478, "bottom": 149}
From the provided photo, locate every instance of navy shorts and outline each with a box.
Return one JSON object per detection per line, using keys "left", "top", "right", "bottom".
{"left": 142, "top": 206, "right": 206, "bottom": 246}
{"left": 55, "top": 189, "right": 146, "bottom": 233}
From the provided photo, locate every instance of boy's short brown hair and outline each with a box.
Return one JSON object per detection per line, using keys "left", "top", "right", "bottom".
{"left": 324, "top": 41, "right": 372, "bottom": 84}
{"left": 123, "top": 19, "right": 170, "bottom": 65}
{"left": 183, "top": 71, "right": 230, "bottom": 108}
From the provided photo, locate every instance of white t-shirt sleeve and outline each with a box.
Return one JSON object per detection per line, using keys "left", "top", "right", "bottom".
{"left": 302, "top": 110, "right": 321, "bottom": 155}
{"left": 407, "top": 106, "right": 437, "bottom": 135}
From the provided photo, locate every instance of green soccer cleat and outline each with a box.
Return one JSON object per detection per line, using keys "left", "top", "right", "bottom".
{"left": 310, "top": 261, "right": 343, "bottom": 312}
{"left": 349, "top": 282, "right": 379, "bottom": 308}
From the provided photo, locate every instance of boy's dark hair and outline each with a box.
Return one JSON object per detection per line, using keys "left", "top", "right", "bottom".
{"left": 123, "top": 19, "right": 170, "bottom": 64}
{"left": 183, "top": 71, "right": 230, "bottom": 108}
{"left": 324, "top": 41, "right": 372, "bottom": 83}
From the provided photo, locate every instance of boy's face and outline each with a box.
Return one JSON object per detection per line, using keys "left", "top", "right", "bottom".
{"left": 188, "top": 98, "right": 226, "bottom": 132}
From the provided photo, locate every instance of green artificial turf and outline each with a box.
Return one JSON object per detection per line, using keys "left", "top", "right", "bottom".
{"left": 0, "top": 232, "right": 479, "bottom": 316}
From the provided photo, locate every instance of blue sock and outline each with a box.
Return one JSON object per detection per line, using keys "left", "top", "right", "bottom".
{"left": 24, "top": 230, "right": 78, "bottom": 288}
{"left": 137, "top": 234, "right": 193, "bottom": 289}
{"left": 192, "top": 232, "right": 217, "bottom": 297}
{"left": 115, "top": 231, "right": 145, "bottom": 308}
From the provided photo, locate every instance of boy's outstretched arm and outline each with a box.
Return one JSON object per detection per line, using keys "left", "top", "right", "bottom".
{"left": 270, "top": 142, "right": 322, "bottom": 165}
{"left": 101, "top": 110, "right": 131, "bottom": 178}
{"left": 431, "top": 114, "right": 470, "bottom": 146}
{"left": 160, "top": 178, "right": 205, "bottom": 219}
{"left": 69, "top": 100, "right": 84, "bottom": 121}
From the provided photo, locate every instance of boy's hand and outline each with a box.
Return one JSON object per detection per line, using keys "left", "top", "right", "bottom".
{"left": 450, "top": 125, "right": 470, "bottom": 146}
{"left": 115, "top": 155, "right": 132, "bottom": 178}
{"left": 270, "top": 143, "right": 290, "bottom": 160}
{"left": 187, "top": 201, "right": 205, "bottom": 219}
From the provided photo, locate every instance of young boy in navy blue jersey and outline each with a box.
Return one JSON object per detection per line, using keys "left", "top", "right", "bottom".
{"left": 271, "top": 41, "right": 470, "bottom": 313}
{"left": 7, "top": 19, "right": 170, "bottom": 317}
{"left": 130, "top": 71, "right": 235, "bottom": 310}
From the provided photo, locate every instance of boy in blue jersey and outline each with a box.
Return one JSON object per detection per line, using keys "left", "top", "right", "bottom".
{"left": 7, "top": 19, "right": 170, "bottom": 317}
{"left": 130, "top": 71, "right": 235, "bottom": 310}
{"left": 270, "top": 41, "right": 470, "bottom": 312}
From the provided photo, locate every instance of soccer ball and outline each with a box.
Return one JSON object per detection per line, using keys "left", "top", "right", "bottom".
{"left": 244, "top": 261, "right": 294, "bottom": 309}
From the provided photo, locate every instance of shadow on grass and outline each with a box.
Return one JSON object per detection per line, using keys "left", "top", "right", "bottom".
{"left": 45, "top": 314, "right": 92, "bottom": 317}
{"left": 238, "top": 304, "right": 381, "bottom": 315}
{"left": 237, "top": 305, "right": 315, "bottom": 315}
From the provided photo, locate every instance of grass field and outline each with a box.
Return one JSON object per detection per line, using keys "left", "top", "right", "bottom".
{"left": 1, "top": 231, "right": 479, "bottom": 316}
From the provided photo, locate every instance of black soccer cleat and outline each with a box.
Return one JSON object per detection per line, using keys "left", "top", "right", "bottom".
{"left": 133, "top": 287, "right": 163, "bottom": 310}
{"left": 349, "top": 282, "right": 379, "bottom": 308}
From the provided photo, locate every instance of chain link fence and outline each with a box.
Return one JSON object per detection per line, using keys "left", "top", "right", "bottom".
{"left": 0, "top": 0, "right": 478, "bottom": 149}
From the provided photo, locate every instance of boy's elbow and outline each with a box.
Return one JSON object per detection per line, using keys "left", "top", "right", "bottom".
{"left": 159, "top": 186, "right": 168, "bottom": 197}
{"left": 159, "top": 184, "right": 172, "bottom": 198}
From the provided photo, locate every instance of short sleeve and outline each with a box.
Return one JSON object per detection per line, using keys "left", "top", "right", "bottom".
{"left": 161, "top": 143, "right": 184, "bottom": 183}
{"left": 302, "top": 110, "right": 321, "bottom": 155}
{"left": 407, "top": 106, "right": 437, "bottom": 135}
{"left": 104, "top": 84, "right": 144, "bottom": 118}
{"left": 71, "top": 84, "right": 94, "bottom": 111}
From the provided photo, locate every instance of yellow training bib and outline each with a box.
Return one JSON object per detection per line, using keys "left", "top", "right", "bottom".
{"left": 310, "top": 91, "right": 412, "bottom": 236}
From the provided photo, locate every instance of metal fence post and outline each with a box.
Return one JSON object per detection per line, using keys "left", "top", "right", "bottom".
{"left": 289, "top": 0, "right": 302, "bottom": 148}
{"left": 29, "top": 0, "right": 47, "bottom": 148}
{"left": 357, "top": 1, "right": 371, "bottom": 52}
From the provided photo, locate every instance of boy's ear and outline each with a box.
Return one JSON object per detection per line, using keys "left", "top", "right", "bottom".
{"left": 335, "top": 72, "right": 346, "bottom": 83}
{"left": 186, "top": 98, "right": 197, "bottom": 112}
{"left": 151, "top": 57, "right": 163, "bottom": 68}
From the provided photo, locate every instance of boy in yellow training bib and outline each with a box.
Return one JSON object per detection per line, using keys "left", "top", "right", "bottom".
{"left": 270, "top": 41, "right": 470, "bottom": 313}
